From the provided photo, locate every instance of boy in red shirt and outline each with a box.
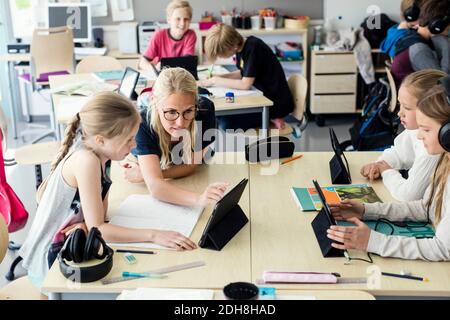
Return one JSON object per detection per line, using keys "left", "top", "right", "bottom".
{"left": 138, "top": 0, "right": 197, "bottom": 71}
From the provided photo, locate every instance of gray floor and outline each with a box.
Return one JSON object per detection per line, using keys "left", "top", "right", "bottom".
{"left": 0, "top": 114, "right": 356, "bottom": 289}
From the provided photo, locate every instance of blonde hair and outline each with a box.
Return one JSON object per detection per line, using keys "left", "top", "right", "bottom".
{"left": 417, "top": 84, "right": 450, "bottom": 226}
{"left": 149, "top": 67, "right": 198, "bottom": 170}
{"left": 166, "top": 0, "right": 193, "bottom": 19}
{"left": 204, "top": 24, "right": 244, "bottom": 62}
{"left": 37, "top": 92, "right": 140, "bottom": 202}
{"left": 401, "top": 69, "right": 447, "bottom": 101}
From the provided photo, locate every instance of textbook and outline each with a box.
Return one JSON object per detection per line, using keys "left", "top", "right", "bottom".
{"left": 290, "top": 184, "right": 382, "bottom": 211}
{"left": 51, "top": 81, "right": 117, "bottom": 97}
{"left": 93, "top": 70, "right": 149, "bottom": 87}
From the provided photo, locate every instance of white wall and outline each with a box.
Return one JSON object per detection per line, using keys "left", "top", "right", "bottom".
{"left": 324, "top": 0, "right": 402, "bottom": 30}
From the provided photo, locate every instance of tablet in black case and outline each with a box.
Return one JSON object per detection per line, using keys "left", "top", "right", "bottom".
{"left": 198, "top": 179, "right": 249, "bottom": 251}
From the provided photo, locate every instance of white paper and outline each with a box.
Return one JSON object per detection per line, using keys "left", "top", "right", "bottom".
{"left": 85, "top": 0, "right": 108, "bottom": 17}
{"left": 110, "top": 0, "right": 134, "bottom": 21}
{"left": 117, "top": 288, "right": 214, "bottom": 300}
{"left": 108, "top": 194, "right": 204, "bottom": 249}
{"left": 207, "top": 87, "right": 263, "bottom": 99}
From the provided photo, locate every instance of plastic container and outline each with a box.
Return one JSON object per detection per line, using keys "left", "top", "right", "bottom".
{"left": 251, "top": 15, "right": 261, "bottom": 30}
{"left": 263, "top": 16, "right": 276, "bottom": 30}
{"left": 225, "top": 92, "right": 235, "bottom": 103}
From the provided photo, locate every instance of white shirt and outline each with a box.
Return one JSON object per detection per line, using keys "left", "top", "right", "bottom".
{"left": 378, "top": 129, "right": 440, "bottom": 201}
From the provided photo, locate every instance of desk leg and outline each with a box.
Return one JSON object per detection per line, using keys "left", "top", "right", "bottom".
{"left": 6, "top": 61, "right": 19, "bottom": 139}
{"left": 50, "top": 98, "right": 61, "bottom": 141}
{"left": 261, "top": 106, "right": 270, "bottom": 138}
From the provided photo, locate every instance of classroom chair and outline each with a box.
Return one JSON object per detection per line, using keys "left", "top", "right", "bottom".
{"left": 385, "top": 66, "right": 398, "bottom": 113}
{"left": 0, "top": 216, "right": 47, "bottom": 300}
{"left": 76, "top": 56, "right": 123, "bottom": 74}
{"left": 1, "top": 105, "right": 60, "bottom": 281}
{"left": 19, "top": 27, "right": 75, "bottom": 143}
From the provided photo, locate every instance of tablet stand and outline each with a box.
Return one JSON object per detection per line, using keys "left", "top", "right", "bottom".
{"left": 311, "top": 207, "right": 345, "bottom": 258}
{"left": 199, "top": 205, "right": 248, "bottom": 251}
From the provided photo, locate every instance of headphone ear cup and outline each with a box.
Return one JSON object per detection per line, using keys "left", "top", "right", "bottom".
{"left": 70, "top": 229, "right": 86, "bottom": 263}
{"left": 404, "top": 3, "right": 420, "bottom": 22}
{"left": 428, "top": 16, "right": 449, "bottom": 34}
{"left": 84, "top": 227, "right": 101, "bottom": 261}
{"left": 439, "top": 121, "right": 450, "bottom": 152}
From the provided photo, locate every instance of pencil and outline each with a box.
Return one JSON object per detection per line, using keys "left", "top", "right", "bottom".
{"left": 382, "top": 272, "right": 429, "bottom": 282}
{"left": 281, "top": 154, "right": 303, "bottom": 165}
{"left": 116, "top": 249, "right": 155, "bottom": 255}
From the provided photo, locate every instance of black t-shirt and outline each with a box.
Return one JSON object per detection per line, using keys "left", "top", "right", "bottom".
{"left": 236, "top": 36, "right": 294, "bottom": 119}
{"left": 132, "top": 96, "right": 216, "bottom": 160}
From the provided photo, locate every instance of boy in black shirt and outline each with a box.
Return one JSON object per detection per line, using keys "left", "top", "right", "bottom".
{"left": 200, "top": 24, "right": 295, "bottom": 131}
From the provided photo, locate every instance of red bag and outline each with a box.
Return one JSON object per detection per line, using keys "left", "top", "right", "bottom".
{"left": 0, "top": 131, "right": 28, "bottom": 232}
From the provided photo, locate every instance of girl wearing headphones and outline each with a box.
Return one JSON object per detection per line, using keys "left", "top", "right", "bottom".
{"left": 327, "top": 76, "right": 450, "bottom": 261}
{"left": 391, "top": 0, "right": 450, "bottom": 86}
{"left": 19, "top": 92, "right": 197, "bottom": 288}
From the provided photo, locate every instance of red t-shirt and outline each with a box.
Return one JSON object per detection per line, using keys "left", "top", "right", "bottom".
{"left": 143, "top": 29, "right": 197, "bottom": 63}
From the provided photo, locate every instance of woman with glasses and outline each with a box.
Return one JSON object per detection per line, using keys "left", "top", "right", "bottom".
{"left": 123, "top": 67, "right": 229, "bottom": 208}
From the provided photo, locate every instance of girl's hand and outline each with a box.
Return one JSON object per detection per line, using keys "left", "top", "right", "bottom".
{"left": 360, "top": 163, "right": 381, "bottom": 181}
{"left": 61, "top": 222, "right": 88, "bottom": 237}
{"left": 326, "top": 217, "right": 371, "bottom": 251}
{"left": 198, "top": 182, "right": 229, "bottom": 207}
{"left": 198, "top": 77, "right": 216, "bottom": 87}
{"left": 123, "top": 162, "right": 144, "bottom": 183}
{"left": 374, "top": 160, "right": 393, "bottom": 174}
{"left": 328, "top": 199, "right": 365, "bottom": 221}
{"left": 151, "top": 230, "right": 197, "bottom": 251}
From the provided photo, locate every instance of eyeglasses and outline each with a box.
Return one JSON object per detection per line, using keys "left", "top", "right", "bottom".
{"left": 162, "top": 107, "right": 197, "bottom": 121}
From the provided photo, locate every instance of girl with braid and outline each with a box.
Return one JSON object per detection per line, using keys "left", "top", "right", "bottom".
{"left": 20, "top": 92, "right": 196, "bottom": 288}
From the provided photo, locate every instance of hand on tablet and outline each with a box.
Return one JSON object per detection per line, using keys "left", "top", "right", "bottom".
{"left": 151, "top": 230, "right": 197, "bottom": 251}
{"left": 329, "top": 199, "right": 365, "bottom": 221}
{"left": 198, "top": 182, "right": 229, "bottom": 206}
{"left": 327, "top": 218, "right": 371, "bottom": 251}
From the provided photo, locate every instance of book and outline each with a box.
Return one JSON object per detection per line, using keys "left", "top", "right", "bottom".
{"left": 290, "top": 184, "right": 382, "bottom": 211}
{"left": 51, "top": 81, "right": 118, "bottom": 97}
{"left": 93, "top": 70, "right": 149, "bottom": 87}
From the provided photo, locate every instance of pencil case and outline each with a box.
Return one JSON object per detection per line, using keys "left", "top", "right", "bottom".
{"left": 245, "top": 136, "right": 295, "bottom": 163}
{"left": 262, "top": 271, "right": 338, "bottom": 284}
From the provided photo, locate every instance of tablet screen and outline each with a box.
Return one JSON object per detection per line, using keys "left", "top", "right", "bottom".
{"left": 329, "top": 128, "right": 352, "bottom": 182}
{"left": 119, "top": 67, "right": 139, "bottom": 99}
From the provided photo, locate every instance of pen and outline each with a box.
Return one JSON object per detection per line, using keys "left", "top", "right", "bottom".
{"left": 122, "top": 272, "right": 167, "bottom": 279}
{"left": 382, "top": 272, "right": 429, "bottom": 282}
{"left": 116, "top": 249, "right": 155, "bottom": 255}
{"left": 281, "top": 154, "right": 303, "bottom": 165}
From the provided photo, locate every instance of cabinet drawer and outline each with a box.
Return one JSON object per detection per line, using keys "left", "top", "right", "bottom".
{"left": 311, "top": 95, "right": 356, "bottom": 114}
{"left": 313, "top": 54, "right": 356, "bottom": 74}
{"left": 313, "top": 75, "right": 357, "bottom": 94}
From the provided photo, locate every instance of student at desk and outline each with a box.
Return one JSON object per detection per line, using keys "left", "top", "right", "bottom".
{"left": 19, "top": 92, "right": 197, "bottom": 288}
{"left": 123, "top": 67, "right": 228, "bottom": 207}
{"left": 199, "top": 23, "right": 294, "bottom": 130}
{"left": 361, "top": 70, "right": 445, "bottom": 201}
{"left": 327, "top": 78, "right": 450, "bottom": 261}
{"left": 138, "top": 0, "right": 196, "bottom": 71}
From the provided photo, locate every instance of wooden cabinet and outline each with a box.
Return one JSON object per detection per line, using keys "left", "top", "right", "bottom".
{"left": 310, "top": 50, "right": 357, "bottom": 115}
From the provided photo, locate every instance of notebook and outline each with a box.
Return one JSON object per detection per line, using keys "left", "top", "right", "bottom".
{"left": 290, "top": 184, "right": 382, "bottom": 211}
{"left": 108, "top": 194, "right": 204, "bottom": 250}
{"left": 51, "top": 81, "right": 117, "bottom": 96}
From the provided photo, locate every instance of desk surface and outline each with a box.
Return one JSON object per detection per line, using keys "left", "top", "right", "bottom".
{"left": 249, "top": 152, "right": 450, "bottom": 297}
{"left": 49, "top": 73, "right": 273, "bottom": 124}
{"left": 42, "top": 154, "right": 251, "bottom": 293}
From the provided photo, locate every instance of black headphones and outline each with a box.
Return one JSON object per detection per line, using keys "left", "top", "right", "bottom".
{"left": 438, "top": 76, "right": 450, "bottom": 152}
{"left": 428, "top": 15, "right": 450, "bottom": 34}
{"left": 58, "top": 227, "right": 114, "bottom": 283}
{"left": 404, "top": 1, "right": 421, "bottom": 22}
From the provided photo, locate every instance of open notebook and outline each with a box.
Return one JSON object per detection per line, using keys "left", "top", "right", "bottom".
{"left": 108, "top": 194, "right": 204, "bottom": 250}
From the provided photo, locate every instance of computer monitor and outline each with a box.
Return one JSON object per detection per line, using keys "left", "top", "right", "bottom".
{"left": 47, "top": 3, "right": 92, "bottom": 43}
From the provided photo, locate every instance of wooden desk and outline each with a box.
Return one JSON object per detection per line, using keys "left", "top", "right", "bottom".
{"left": 49, "top": 73, "right": 273, "bottom": 134}
{"left": 42, "top": 153, "right": 252, "bottom": 300}
{"left": 249, "top": 152, "right": 450, "bottom": 298}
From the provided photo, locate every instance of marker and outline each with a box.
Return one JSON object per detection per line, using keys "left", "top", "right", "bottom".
{"left": 281, "top": 154, "right": 303, "bottom": 165}
{"left": 382, "top": 272, "right": 429, "bottom": 282}
{"left": 122, "top": 272, "right": 167, "bottom": 279}
{"left": 116, "top": 249, "right": 155, "bottom": 255}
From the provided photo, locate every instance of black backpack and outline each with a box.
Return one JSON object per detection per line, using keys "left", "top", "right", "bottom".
{"left": 361, "top": 14, "right": 397, "bottom": 48}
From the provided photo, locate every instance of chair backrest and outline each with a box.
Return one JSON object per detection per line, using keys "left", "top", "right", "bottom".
{"left": 76, "top": 56, "right": 123, "bottom": 74}
{"left": 30, "top": 27, "right": 75, "bottom": 80}
{"left": 385, "top": 66, "right": 398, "bottom": 113}
{"left": 288, "top": 74, "right": 308, "bottom": 121}
{"left": 0, "top": 215, "right": 8, "bottom": 263}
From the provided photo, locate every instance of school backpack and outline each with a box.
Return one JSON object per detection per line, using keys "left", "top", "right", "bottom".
{"left": 344, "top": 77, "right": 400, "bottom": 151}
{"left": 0, "top": 130, "right": 29, "bottom": 232}
{"left": 361, "top": 13, "right": 397, "bottom": 49}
